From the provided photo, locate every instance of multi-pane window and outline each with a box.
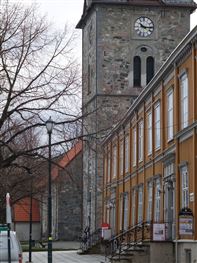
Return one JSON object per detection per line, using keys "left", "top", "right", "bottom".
{"left": 119, "top": 195, "right": 123, "bottom": 230}
{"left": 147, "top": 112, "right": 152, "bottom": 155}
{"left": 154, "top": 179, "right": 161, "bottom": 222}
{"left": 110, "top": 202, "right": 116, "bottom": 235}
{"left": 147, "top": 181, "right": 153, "bottom": 222}
{"left": 167, "top": 89, "right": 174, "bottom": 141}
{"left": 138, "top": 121, "right": 143, "bottom": 162}
{"left": 138, "top": 186, "right": 143, "bottom": 223}
{"left": 132, "top": 189, "right": 136, "bottom": 226}
{"left": 125, "top": 135, "right": 129, "bottom": 173}
{"left": 133, "top": 128, "right": 136, "bottom": 166}
{"left": 123, "top": 193, "right": 129, "bottom": 230}
{"left": 112, "top": 145, "right": 117, "bottom": 178}
{"left": 181, "top": 165, "right": 189, "bottom": 208}
{"left": 164, "top": 162, "right": 174, "bottom": 178}
{"left": 107, "top": 151, "right": 111, "bottom": 182}
{"left": 106, "top": 206, "right": 110, "bottom": 225}
{"left": 155, "top": 102, "right": 161, "bottom": 149}
{"left": 134, "top": 56, "right": 141, "bottom": 87}
{"left": 119, "top": 140, "right": 123, "bottom": 175}
{"left": 180, "top": 73, "right": 189, "bottom": 129}
{"left": 146, "top": 56, "right": 154, "bottom": 84}
{"left": 104, "top": 155, "right": 107, "bottom": 183}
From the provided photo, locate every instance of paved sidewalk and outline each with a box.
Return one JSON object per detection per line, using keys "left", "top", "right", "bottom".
{"left": 52, "top": 241, "right": 80, "bottom": 250}
{"left": 23, "top": 250, "right": 107, "bottom": 263}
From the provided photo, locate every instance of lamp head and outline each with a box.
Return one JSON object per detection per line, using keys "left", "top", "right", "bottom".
{"left": 46, "top": 116, "right": 54, "bottom": 134}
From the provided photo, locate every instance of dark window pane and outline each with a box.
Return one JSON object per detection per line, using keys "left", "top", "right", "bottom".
{"left": 147, "top": 56, "right": 154, "bottom": 84}
{"left": 134, "top": 56, "right": 141, "bottom": 87}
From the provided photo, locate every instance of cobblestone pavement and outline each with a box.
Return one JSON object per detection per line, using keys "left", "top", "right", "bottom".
{"left": 23, "top": 250, "right": 108, "bottom": 263}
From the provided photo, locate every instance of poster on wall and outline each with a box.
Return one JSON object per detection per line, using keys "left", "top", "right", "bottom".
{"left": 153, "top": 223, "right": 166, "bottom": 241}
{"left": 179, "top": 216, "right": 193, "bottom": 235}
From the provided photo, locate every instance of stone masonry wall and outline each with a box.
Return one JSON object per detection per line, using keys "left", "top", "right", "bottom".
{"left": 57, "top": 153, "right": 82, "bottom": 241}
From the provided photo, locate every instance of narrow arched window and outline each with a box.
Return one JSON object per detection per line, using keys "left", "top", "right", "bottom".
{"left": 133, "top": 56, "right": 141, "bottom": 87}
{"left": 146, "top": 56, "right": 154, "bottom": 84}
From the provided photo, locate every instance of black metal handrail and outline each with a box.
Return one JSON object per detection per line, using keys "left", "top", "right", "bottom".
{"left": 105, "top": 220, "right": 174, "bottom": 260}
{"left": 105, "top": 221, "right": 153, "bottom": 259}
{"left": 80, "top": 227, "right": 101, "bottom": 252}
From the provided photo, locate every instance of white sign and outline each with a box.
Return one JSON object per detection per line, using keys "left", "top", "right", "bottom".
{"left": 153, "top": 223, "right": 166, "bottom": 241}
{"left": 179, "top": 217, "right": 193, "bottom": 235}
{"left": 102, "top": 229, "right": 112, "bottom": 240}
{"left": 190, "top": 193, "right": 194, "bottom": 202}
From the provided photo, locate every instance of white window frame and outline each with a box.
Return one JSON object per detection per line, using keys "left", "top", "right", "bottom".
{"left": 107, "top": 151, "right": 111, "bottom": 182}
{"left": 154, "top": 179, "right": 161, "bottom": 222}
{"left": 147, "top": 112, "right": 152, "bottom": 155}
{"left": 138, "top": 121, "right": 143, "bottom": 162}
{"left": 119, "top": 195, "right": 123, "bottom": 230}
{"left": 155, "top": 102, "right": 161, "bottom": 150}
{"left": 125, "top": 135, "right": 129, "bottom": 173}
{"left": 164, "top": 162, "right": 174, "bottom": 178}
{"left": 106, "top": 206, "right": 110, "bottom": 225}
{"left": 123, "top": 193, "right": 129, "bottom": 230}
{"left": 181, "top": 165, "right": 189, "bottom": 208}
{"left": 138, "top": 186, "right": 143, "bottom": 223}
{"left": 104, "top": 155, "right": 107, "bottom": 184}
{"left": 112, "top": 145, "right": 117, "bottom": 178}
{"left": 119, "top": 140, "right": 123, "bottom": 175}
{"left": 133, "top": 128, "right": 136, "bottom": 167}
{"left": 167, "top": 89, "right": 174, "bottom": 141}
{"left": 132, "top": 189, "right": 136, "bottom": 226}
{"left": 180, "top": 73, "right": 189, "bottom": 129}
{"left": 110, "top": 202, "right": 116, "bottom": 235}
{"left": 147, "top": 181, "right": 153, "bottom": 222}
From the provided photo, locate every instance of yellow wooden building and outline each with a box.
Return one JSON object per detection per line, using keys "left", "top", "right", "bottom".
{"left": 103, "top": 25, "right": 197, "bottom": 263}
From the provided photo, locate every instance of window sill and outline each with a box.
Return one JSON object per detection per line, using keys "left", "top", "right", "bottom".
{"left": 155, "top": 146, "right": 161, "bottom": 152}
{"left": 167, "top": 137, "right": 174, "bottom": 143}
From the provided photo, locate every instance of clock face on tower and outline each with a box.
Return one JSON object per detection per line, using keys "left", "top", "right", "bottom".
{"left": 134, "top": 17, "right": 154, "bottom": 37}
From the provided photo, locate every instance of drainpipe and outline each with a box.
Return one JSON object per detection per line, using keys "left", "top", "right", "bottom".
{"left": 95, "top": 5, "right": 98, "bottom": 232}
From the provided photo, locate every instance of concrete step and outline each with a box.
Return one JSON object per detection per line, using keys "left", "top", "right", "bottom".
{"left": 124, "top": 247, "right": 145, "bottom": 252}
{"left": 120, "top": 251, "right": 134, "bottom": 256}
{"left": 110, "top": 255, "right": 132, "bottom": 262}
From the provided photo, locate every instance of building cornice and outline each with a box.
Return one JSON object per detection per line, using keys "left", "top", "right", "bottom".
{"left": 76, "top": 0, "right": 196, "bottom": 29}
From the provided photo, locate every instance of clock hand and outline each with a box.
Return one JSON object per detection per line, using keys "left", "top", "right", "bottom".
{"left": 140, "top": 23, "right": 153, "bottom": 29}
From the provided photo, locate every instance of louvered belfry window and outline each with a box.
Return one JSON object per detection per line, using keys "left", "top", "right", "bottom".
{"left": 134, "top": 56, "right": 141, "bottom": 87}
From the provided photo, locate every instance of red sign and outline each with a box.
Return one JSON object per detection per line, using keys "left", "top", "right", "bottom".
{"left": 101, "top": 223, "right": 110, "bottom": 229}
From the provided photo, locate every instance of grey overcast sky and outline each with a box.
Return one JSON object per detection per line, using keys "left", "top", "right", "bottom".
{"left": 28, "top": 0, "right": 197, "bottom": 29}
{"left": 15, "top": 0, "right": 197, "bottom": 61}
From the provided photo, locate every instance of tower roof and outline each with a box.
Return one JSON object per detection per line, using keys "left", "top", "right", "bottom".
{"left": 76, "top": 0, "right": 196, "bottom": 29}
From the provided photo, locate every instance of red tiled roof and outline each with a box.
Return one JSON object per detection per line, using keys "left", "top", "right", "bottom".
{"left": 37, "top": 141, "right": 82, "bottom": 189}
{"left": 13, "top": 197, "right": 40, "bottom": 222}
{"left": 51, "top": 140, "right": 82, "bottom": 181}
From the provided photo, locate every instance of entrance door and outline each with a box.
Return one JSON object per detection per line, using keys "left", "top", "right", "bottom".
{"left": 164, "top": 180, "right": 174, "bottom": 240}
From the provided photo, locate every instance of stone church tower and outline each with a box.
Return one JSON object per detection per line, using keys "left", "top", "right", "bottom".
{"left": 76, "top": 0, "right": 196, "bottom": 232}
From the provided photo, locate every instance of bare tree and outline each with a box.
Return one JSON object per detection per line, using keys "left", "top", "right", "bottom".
{"left": 0, "top": 1, "right": 82, "bottom": 170}
{"left": 0, "top": 125, "right": 44, "bottom": 222}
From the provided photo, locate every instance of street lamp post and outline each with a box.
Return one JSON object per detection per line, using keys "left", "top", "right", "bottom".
{"left": 46, "top": 117, "right": 54, "bottom": 263}
{"left": 28, "top": 169, "right": 33, "bottom": 263}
